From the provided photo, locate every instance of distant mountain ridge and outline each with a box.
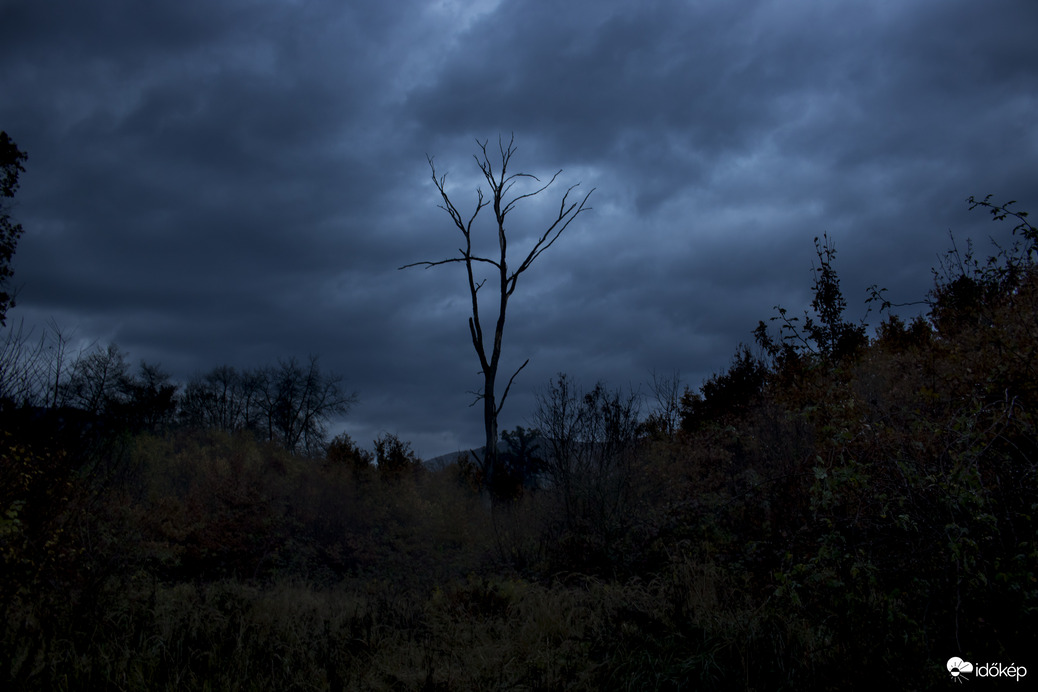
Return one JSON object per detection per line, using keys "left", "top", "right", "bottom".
{"left": 423, "top": 435, "right": 552, "bottom": 470}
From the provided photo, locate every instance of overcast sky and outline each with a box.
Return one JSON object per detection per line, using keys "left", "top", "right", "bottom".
{"left": 2, "top": 0, "right": 1037, "bottom": 459}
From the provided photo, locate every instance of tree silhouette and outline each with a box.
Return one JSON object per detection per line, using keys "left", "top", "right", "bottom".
{"left": 0, "top": 131, "right": 28, "bottom": 326}
{"left": 179, "top": 357, "right": 354, "bottom": 455}
{"left": 497, "top": 425, "right": 545, "bottom": 497}
{"left": 61, "top": 343, "right": 131, "bottom": 416}
{"left": 754, "top": 233, "right": 866, "bottom": 365}
{"left": 373, "top": 432, "right": 421, "bottom": 481}
{"left": 679, "top": 344, "right": 767, "bottom": 432}
{"left": 259, "top": 356, "right": 355, "bottom": 456}
{"left": 401, "top": 135, "right": 593, "bottom": 494}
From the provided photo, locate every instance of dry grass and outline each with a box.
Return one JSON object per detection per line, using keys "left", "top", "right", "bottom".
{"left": 2, "top": 426, "right": 764, "bottom": 690}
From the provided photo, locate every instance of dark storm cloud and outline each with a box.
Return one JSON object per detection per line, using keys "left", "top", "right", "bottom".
{"left": 2, "top": 0, "right": 1037, "bottom": 457}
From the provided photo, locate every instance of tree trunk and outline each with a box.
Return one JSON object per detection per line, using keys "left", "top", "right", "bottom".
{"left": 483, "top": 374, "right": 497, "bottom": 491}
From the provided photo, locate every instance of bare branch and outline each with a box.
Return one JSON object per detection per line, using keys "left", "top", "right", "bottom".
{"left": 468, "top": 316, "right": 488, "bottom": 372}
{"left": 399, "top": 257, "right": 466, "bottom": 270}
{"left": 399, "top": 256, "right": 500, "bottom": 271}
{"left": 496, "top": 358, "right": 530, "bottom": 417}
{"left": 498, "top": 133, "right": 514, "bottom": 164}
{"left": 511, "top": 185, "right": 595, "bottom": 288}
{"left": 502, "top": 170, "right": 562, "bottom": 216}
{"left": 501, "top": 172, "right": 541, "bottom": 203}
{"left": 475, "top": 138, "right": 495, "bottom": 183}
{"left": 466, "top": 387, "right": 485, "bottom": 407}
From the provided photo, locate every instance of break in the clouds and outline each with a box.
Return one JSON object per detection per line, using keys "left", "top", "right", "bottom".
{"left": 2, "top": 0, "right": 1037, "bottom": 457}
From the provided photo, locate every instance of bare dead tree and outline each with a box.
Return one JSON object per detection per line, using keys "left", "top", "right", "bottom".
{"left": 258, "top": 355, "right": 356, "bottom": 457}
{"left": 180, "top": 356, "right": 354, "bottom": 456}
{"left": 0, "top": 319, "right": 47, "bottom": 405}
{"left": 400, "top": 135, "right": 594, "bottom": 493}
{"left": 645, "top": 369, "right": 682, "bottom": 438}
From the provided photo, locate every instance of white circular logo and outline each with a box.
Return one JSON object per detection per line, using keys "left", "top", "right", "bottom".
{"left": 947, "top": 657, "right": 974, "bottom": 680}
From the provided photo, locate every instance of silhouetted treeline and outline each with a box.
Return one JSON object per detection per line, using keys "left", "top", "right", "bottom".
{"left": 0, "top": 130, "right": 27, "bottom": 326}
{"left": 0, "top": 334, "right": 353, "bottom": 456}
{"left": 180, "top": 356, "right": 355, "bottom": 456}
{"left": 653, "top": 196, "right": 1038, "bottom": 683}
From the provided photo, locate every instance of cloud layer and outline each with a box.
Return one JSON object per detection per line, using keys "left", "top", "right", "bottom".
{"left": 2, "top": 0, "right": 1037, "bottom": 456}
